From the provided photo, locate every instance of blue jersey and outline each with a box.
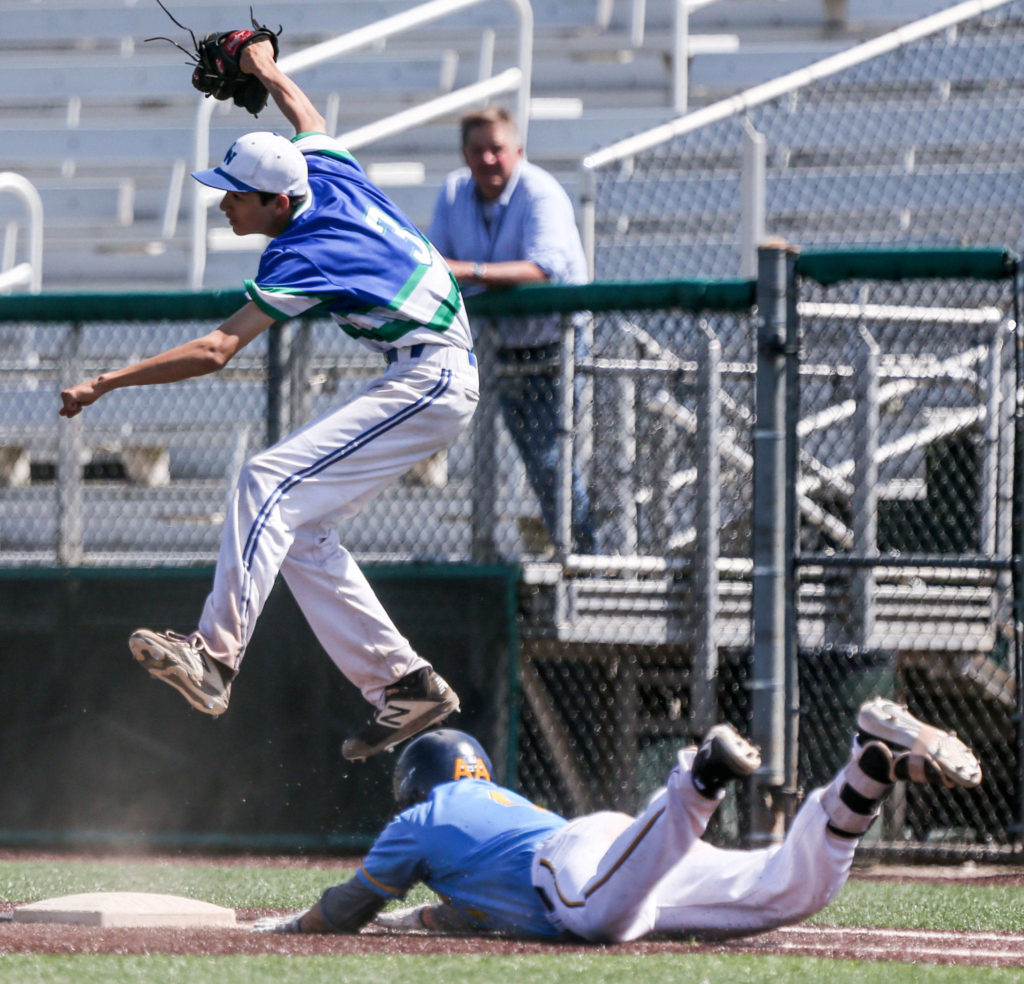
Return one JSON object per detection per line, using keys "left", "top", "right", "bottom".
{"left": 245, "top": 133, "right": 472, "bottom": 354}
{"left": 356, "top": 779, "right": 567, "bottom": 938}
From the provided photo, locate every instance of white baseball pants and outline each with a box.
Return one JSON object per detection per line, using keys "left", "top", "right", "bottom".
{"left": 196, "top": 345, "right": 479, "bottom": 707}
{"left": 531, "top": 746, "right": 857, "bottom": 943}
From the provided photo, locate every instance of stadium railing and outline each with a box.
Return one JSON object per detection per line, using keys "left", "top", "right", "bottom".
{"left": 0, "top": 173, "right": 43, "bottom": 295}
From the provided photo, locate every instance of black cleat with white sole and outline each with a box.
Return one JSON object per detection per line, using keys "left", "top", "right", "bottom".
{"left": 342, "top": 668, "right": 460, "bottom": 761}
{"left": 857, "top": 697, "right": 982, "bottom": 789}
{"left": 691, "top": 723, "right": 762, "bottom": 799}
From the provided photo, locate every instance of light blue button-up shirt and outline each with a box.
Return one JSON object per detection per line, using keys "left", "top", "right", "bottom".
{"left": 428, "top": 160, "right": 588, "bottom": 349}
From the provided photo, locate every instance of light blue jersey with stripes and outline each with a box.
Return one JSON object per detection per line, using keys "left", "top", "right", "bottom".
{"left": 356, "top": 779, "right": 567, "bottom": 938}
{"left": 245, "top": 132, "right": 472, "bottom": 353}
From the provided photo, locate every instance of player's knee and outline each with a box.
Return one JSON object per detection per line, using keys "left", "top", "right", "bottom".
{"left": 236, "top": 452, "right": 283, "bottom": 504}
{"left": 579, "top": 905, "right": 652, "bottom": 944}
{"left": 760, "top": 883, "right": 837, "bottom": 927}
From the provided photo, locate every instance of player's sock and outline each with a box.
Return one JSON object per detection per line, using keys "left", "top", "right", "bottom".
{"left": 822, "top": 740, "right": 895, "bottom": 839}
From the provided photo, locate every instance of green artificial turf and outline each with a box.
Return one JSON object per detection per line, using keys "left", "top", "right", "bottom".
{"left": 0, "top": 953, "right": 1021, "bottom": 984}
{"left": 2, "top": 857, "right": 1021, "bottom": 984}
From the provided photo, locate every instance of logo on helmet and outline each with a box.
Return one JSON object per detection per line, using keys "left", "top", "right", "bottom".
{"left": 393, "top": 729, "right": 495, "bottom": 810}
{"left": 453, "top": 756, "right": 491, "bottom": 781}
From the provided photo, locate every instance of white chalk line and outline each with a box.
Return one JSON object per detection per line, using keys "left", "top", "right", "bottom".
{"left": 768, "top": 941, "right": 1022, "bottom": 963}
{"left": 776, "top": 925, "right": 1022, "bottom": 945}
{"left": 762, "top": 924, "right": 1024, "bottom": 963}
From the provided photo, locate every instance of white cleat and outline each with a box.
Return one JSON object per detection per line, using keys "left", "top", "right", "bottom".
{"left": 857, "top": 697, "right": 982, "bottom": 789}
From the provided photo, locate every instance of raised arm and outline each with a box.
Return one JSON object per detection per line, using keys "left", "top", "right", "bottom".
{"left": 241, "top": 40, "right": 326, "bottom": 135}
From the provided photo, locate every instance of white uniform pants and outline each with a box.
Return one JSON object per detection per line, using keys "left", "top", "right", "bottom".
{"left": 531, "top": 747, "right": 856, "bottom": 943}
{"left": 196, "top": 345, "right": 479, "bottom": 707}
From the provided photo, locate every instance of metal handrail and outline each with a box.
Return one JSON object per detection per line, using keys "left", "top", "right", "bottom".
{"left": 596, "top": 0, "right": 729, "bottom": 46}
{"left": 596, "top": 1, "right": 737, "bottom": 108}
{"left": 0, "top": 172, "right": 43, "bottom": 294}
{"left": 578, "top": 0, "right": 1013, "bottom": 277}
{"left": 672, "top": 0, "right": 736, "bottom": 114}
{"left": 190, "top": 0, "right": 534, "bottom": 288}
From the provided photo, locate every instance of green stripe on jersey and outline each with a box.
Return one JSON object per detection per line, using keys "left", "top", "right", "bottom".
{"left": 339, "top": 319, "right": 425, "bottom": 343}
{"left": 367, "top": 265, "right": 462, "bottom": 337}
{"left": 390, "top": 263, "right": 429, "bottom": 310}
{"left": 429, "top": 274, "right": 463, "bottom": 332}
{"left": 245, "top": 279, "right": 298, "bottom": 321}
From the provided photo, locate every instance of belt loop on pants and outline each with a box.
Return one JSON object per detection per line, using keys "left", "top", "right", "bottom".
{"left": 383, "top": 344, "right": 477, "bottom": 368}
{"left": 384, "top": 343, "right": 426, "bottom": 365}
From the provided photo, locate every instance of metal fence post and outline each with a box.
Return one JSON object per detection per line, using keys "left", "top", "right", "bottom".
{"left": 994, "top": 321, "right": 1016, "bottom": 641}
{"left": 555, "top": 313, "right": 575, "bottom": 559}
{"left": 471, "top": 324, "right": 500, "bottom": 562}
{"left": 603, "top": 331, "right": 638, "bottom": 556}
{"left": 266, "top": 321, "right": 285, "bottom": 448}
{"left": 782, "top": 246, "right": 802, "bottom": 810}
{"left": 57, "top": 323, "right": 84, "bottom": 566}
{"left": 749, "top": 239, "right": 792, "bottom": 844}
{"left": 1012, "top": 267, "right": 1024, "bottom": 844}
{"left": 672, "top": 0, "right": 689, "bottom": 114}
{"left": 851, "top": 326, "right": 879, "bottom": 648}
{"left": 288, "top": 319, "right": 314, "bottom": 437}
{"left": 691, "top": 322, "right": 721, "bottom": 738}
{"left": 575, "top": 313, "right": 595, "bottom": 548}
{"left": 740, "top": 120, "right": 767, "bottom": 280}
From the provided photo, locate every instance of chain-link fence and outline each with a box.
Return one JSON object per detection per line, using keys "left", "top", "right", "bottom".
{"left": 478, "top": 281, "right": 762, "bottom": 827}
{"left": 790, "top": 249, "right": 1022, "bottom": 858}
{"left": 2, "top": 255, "right": 1021, "bottom": 858}
{"left": 586, "top": 0, "right": 1024, "bottom": 282}
{"left": 504, "top": 250, "right": 1023, "bottom": 862}
{"left": 0, "top": 294, "right": 497, "bottom": 566}
{"left": 0, "top": 286, "right": 758, "bottom": 570}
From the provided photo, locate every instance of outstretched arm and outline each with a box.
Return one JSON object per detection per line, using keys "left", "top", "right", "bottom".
{"left": 374, "top": 902, "right": 481, "bottom": 934}
{"left": 241, "top": 40, "right": 326, "bottom": 135}
{"left": 59, "top": 302, "right": 274, "bottom": 418}
{"left": 252, "top": 879, "right": 387, "bottom": 935}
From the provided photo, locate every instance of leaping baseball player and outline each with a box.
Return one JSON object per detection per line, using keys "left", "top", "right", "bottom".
{"left": 58, "top": 20, "right": 476, "bottom": 760}
{"left": 251, "top": 698, "right": 982, "bottom": 941}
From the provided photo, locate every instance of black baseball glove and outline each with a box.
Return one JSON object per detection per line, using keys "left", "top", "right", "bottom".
{"left": 191, "top": 19, "right": 281, "bottom": 115}
{"left": 146, "top": 3, "right": 282, "bottom": 117}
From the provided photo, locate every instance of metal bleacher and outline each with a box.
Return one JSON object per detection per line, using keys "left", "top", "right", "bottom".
{"left": 587, "top": 0, "right": 1024, "bottom": 280}
{"left": 3, "top": 0, "right": 1013, "bottom": 568}
{"left": 591, "top": 164, "right": 1024, "bottom": 279}
{"left": 0, "top": 0, "right": 948, "bottom": 292}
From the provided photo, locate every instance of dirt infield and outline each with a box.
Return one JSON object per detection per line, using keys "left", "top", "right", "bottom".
{"left": 2, "top": 858, "right": 1023, "bottom": 966}
{"left": 2, "top": 910, "right": 1023, "bottom": 966}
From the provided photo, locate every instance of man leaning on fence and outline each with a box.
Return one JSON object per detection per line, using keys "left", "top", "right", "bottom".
{"left": 428, "top": 105, "right": 597, "bottom": 555}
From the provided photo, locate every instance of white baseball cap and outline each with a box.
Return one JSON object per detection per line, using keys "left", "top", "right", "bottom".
{"left": 192, "top": 132, "right": 310, "bottom": 197}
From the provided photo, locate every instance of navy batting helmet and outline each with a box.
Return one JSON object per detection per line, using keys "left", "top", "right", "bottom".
{"left": 393, "top": 729, "right": 493, "bottom": 811}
